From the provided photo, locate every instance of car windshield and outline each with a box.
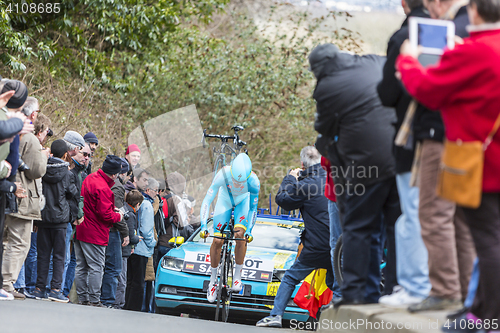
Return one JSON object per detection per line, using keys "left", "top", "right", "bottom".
{"left": 191, "top": 219, "right": 302, "bottom": 252}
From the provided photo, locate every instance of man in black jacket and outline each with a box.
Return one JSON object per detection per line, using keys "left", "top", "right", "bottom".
{"left": 376, "top": 0, "right": 432, "bottom": 309}
{"left": 404, "top": 0, "right": 474, "bottom": 313}
{"left": 256, "top": 146, "right": 333, "bottom": 328}
{"left": 33, "top": 139, "right": 78, "bottom": 303}
{"left": 312, "top": 44, "right": 401, "bottom": 305}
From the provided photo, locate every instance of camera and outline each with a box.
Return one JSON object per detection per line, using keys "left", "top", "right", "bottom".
{"left": 18, "top": 157, "right": 30, "bottom": 172}
{"left": 47, "top": 128, "right": 53, "bottom": 137}
{"left": 123, "top": 211, "right": 130, "bottom": 220}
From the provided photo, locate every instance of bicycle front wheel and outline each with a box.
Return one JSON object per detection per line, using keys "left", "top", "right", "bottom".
{"left": 221, "top": 250, "right": 233, "bottom": 322}
{"left": 215, "top": 246, "right": 226, "bottom": 321}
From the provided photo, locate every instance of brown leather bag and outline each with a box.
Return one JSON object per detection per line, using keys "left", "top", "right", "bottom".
{"left": 437, "top": 113, "right": 500, "bottom": 208}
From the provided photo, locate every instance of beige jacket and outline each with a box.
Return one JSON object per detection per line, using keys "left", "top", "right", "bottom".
{"left": 10, "top": 133, "right": 47, "bottom": 221}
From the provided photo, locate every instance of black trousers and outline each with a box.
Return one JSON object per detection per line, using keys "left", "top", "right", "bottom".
{"left": 337, "top": 177, "right": 401, "bottom": 301}
{"left": 462, "top": 193, "right": 500, "bottom": 322}
{"left": 124, "top": 254, "right": 148, "bottom": 311}
{"left": 36, "top": 226, "right": 67, "bottom": 290}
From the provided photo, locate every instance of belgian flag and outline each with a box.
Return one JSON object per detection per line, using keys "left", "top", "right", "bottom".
{"left": 293, "top": 269, "right": 333, "bottom": 318}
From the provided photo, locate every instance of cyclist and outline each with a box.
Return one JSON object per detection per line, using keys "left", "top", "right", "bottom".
{"left": 199, "top": 153, "right": 260, "bottom": 303}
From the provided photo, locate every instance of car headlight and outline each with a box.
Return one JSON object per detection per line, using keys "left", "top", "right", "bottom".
{"left": 274, "top": 269, "right": 286, "bottom": 281}
{"left": 161, "top": 256, "right": 184, "bottom": 271}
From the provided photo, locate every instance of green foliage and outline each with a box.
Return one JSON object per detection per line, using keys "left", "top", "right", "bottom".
{"left": 0, "top": 0, "right": 361, "bottom": 206}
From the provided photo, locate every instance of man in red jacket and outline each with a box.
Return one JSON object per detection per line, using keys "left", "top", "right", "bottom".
{"left": 74, "top": 155, "right": 124, "bottom": 306}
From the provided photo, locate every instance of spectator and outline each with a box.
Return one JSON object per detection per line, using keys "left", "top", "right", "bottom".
{"left": 74, "top": 155, "right": 124, "bottom": 306}
{"left": 257, "top": 146, "right": 333, "bottom": 328}
{"left": 320, "top": 156, "right": 342, "bottom": 300}
{"left": 397, "top": 0, "right": 500, "bottom": 325}
{"left": 32, "top": 139, "right": 78, "bottom": 302}
{"left": 125, "top": 168, "right": 149, "bottom": 193}
{"left": 1, "top": 80, "right": 30, "bottom": 179}
{"left": 0, "top": 90, "right": 25, "bottom": 301}
{"left": 3, "top": 97, "right": 49, "bottom": 300}
{"left": 33, "top": 113, "right": 51, "bottom": 147}
{"left": 62, "top": 143, "right": 91, "bottom": 297}
{"left": 101, "top": 159, "right": 130, "bottom": 307}
{"left": 63, "top": 131, "right": 85, "bottom": 158}
{"left": 142, "top": 178, "right": 160, "bottom": 313}
{"left": 83, "top": 132, "right": 98, "bottom": 175}
{"left": 376, "top": 0, "right": 432, "bottom": 308}
{"left": 115, "top": 190, "right": 142, "bottom": 309}
{"left": 311, "top": 44, "right": 401, "bottom": 305}
{"left": 124, "top": 176, "right": 156, "bottom": 311}
{"left": 402, "top": 0, "right": 475, "bottom": 313}
{"left": 125, "top": 144, "right": 141, "bottom": 173}
{"left": 155, "top": 176, "right": 180, "bottom": 269}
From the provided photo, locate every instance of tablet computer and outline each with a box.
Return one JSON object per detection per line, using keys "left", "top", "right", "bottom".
{"left": 409, "top": 17, "right": 455, "bottom": 65}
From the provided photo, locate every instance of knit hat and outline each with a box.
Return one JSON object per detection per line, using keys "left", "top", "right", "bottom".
{"left": 83, "top": 132, "right": 99, "bottom": 145}
{"left": 51, "top": 139, "right": 69, "bottom": 159}
{"left": 1, "top": 80, "right": 28, "bottom": 109}
{"left": 126, "top": 144, "right": 141, "bottom": 155}
{"left": 102, "top": 155, "right": 122, "bottom": 175}
{"left": 119, "top": 158, "right": 129, "bottom": 174}
{"left": 64, "top": 131, "right": 85, "bottom": 148}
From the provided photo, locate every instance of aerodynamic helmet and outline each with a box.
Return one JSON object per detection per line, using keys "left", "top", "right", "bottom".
{"left": 230, "top": 153, "right": 252, "bottom": 182}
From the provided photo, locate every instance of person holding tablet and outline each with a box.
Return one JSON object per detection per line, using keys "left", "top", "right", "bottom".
{"left": 397, "top": 0, "right": 500, "bottom": 330}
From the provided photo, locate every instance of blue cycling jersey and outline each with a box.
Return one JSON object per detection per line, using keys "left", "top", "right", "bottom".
{"left": 200, "top": 166, "right": 260, "bottom": 233}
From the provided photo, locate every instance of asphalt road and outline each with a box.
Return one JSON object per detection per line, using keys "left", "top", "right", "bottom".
{"left": 0, "top": 299, "right": 291, "bottom": 333}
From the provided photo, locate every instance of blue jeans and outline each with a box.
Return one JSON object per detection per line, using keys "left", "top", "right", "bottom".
{"left": 47, "top": 223, "right": 72, "bottom": 291}
{"left": 100, "top": 231, "right": 122, "bottom": 305}
{"left": 328, "top": 201, "right": 342, "bottom": 298}
{"left": 395, "top": 172, "right": 431, "bottom": 298}
{"left": 25, "top": 232, "right": 37, "bottom": 292}
{"left": 464, "top": 258, "right": 479, "bottom": 308}
{"left": 270, "top": 259, "right": 334, "bottom": 317}
{"left": 14, "top": 264, "right": 25, "bottom": 289}
{"left": 63, "top": 243, "right": 76, "bottom": 296}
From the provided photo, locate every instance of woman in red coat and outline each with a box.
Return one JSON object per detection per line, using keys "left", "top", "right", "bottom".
{"left": 397, "top": 0, "right": 500, "bottom": 329}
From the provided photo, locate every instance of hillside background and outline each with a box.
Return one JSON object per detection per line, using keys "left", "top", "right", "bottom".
{"left": 0, "top": 0, "right": 403, "bottom": 211}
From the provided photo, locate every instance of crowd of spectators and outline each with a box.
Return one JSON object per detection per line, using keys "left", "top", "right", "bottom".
{"left": 0, "top": 78, "right": 199, "bottom": 312}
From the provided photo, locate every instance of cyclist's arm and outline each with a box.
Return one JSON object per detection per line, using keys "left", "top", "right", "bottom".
{"left": 247, "top": 173, "right": 261, "bottom": 234}
{"left": 199, "top": 169, "right": 225, "bottom": 226}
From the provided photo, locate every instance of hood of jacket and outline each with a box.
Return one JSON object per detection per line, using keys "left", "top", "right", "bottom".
{"left": 167, "top": 171, "right": 186, "bottom": 195}
{"left": 313, "top": 52, "right": 356, "bottom": 81}
{"left": 43, "top": 157, "right": 69, "bottom": 184}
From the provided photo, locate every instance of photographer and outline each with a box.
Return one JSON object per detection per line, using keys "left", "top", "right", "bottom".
{"left": 3, "top": 97, "right": 50, "bottom": 300}
{"left": 257, "top": 146, "right": 333, "bottom": 328}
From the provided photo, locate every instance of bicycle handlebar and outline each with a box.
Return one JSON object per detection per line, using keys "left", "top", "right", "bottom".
{"left": 210, "top": 235, "right": 247, "bottom": 241}
{"left": 202, "top": 126, "right": 247, "bottom": 148}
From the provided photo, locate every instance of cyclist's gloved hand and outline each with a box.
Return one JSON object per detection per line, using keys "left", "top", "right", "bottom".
{"left": 200, "top": 226, "right": 209, "bottom": 239}
{"left": 244, "top": 230, "right": 253, "bottom": 243}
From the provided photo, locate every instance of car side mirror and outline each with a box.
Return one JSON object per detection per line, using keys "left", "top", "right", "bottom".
{"left": 168, "top": 236, "right": 185, "bottom": 246}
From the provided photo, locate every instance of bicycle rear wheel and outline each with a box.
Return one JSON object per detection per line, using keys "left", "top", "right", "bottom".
{"left": 221, "top": 250, "right": 233, "bottom": 322}
{"left": 215, "top": 247, "right": 226, "bottom": 321}
{"left": 333, "top": 234, "right": 344, "bottom": 287}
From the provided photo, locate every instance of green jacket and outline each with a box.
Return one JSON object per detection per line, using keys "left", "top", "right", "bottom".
{"left": 10, "top": 132, "right": 47, "bottom": 220}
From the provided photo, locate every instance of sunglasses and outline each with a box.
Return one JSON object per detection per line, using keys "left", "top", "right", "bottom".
{"left": 82, "top": 152, "right": 91, "bottom": 158}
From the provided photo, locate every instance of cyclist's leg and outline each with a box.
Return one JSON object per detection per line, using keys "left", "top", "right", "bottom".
{"left": 231, "top": 196, "right": 250, "bottom": 292}
{"left": 210, "top": 193, "right": 232, "bottom": 269}
{"left": 233, "top": 195, "right": 250, "bottom": 265}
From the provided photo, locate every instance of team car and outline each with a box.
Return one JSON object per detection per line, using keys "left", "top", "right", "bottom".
{"left": 154, "top": 214, "right": 309, "bottom": 323}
